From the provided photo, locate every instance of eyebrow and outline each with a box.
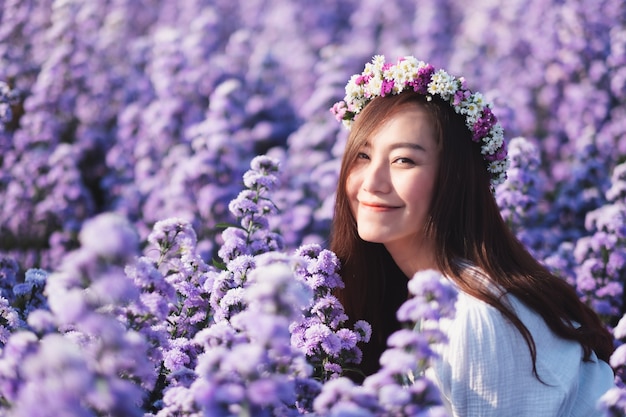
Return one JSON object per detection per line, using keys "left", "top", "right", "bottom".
{"left": 363, "top": 141, "right": 428, "bottom": 152}
{"left": 390, "top": 142, "right": 427, "bottom": 151}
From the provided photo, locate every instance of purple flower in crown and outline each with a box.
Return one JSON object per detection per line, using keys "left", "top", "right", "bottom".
{"left": 407, "top": 64, "right": 435, "bottom": 95}
{"left": 484, "top": 140, "right": 508, "bottom": 162}
{"left": 473, "top": 106, "right": 498, "bottom": 142}
{"left": 453, "top": 89, "right": 471, "bottom": 107}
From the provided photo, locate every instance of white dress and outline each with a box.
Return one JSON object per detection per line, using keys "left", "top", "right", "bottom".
{"left": 428, "top": 290, "right": 616, "bottom": 417}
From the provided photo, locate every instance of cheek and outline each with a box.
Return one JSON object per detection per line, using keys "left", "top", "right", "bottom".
{"left": 345, "top": 171, "right": 360, "bottom": 200}
{"left": 345, "top": 173, "right": 361, "bottom": 216}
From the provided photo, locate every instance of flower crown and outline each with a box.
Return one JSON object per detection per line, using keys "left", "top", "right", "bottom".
{"left": 330, "top": 55, "right": 509, "bottom": 186}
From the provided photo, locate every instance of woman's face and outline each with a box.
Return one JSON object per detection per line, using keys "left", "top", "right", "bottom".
{"left": 346, "top": 104, "right": 439, "bottom": 257}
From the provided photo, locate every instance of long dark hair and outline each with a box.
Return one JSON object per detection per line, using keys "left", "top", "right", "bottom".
{"left": 330, "top": 90, "right": 614, "bottom": 379}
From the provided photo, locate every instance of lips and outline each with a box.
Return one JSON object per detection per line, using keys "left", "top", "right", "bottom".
{"left": 359, "top": 201, "right": 401, "bottom": 211}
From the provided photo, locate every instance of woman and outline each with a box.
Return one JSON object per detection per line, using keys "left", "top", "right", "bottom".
{"left": 329, "top": 55, "right": 615, "bottom": 415}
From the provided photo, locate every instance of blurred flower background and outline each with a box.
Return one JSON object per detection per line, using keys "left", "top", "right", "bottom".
{"left": 0, "top": 0, "right": 625, "bottom": 415}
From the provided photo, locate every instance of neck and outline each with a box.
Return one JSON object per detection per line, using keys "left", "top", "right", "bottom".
{"left": 384, "top": 238, "right": 438, "bottom": 279}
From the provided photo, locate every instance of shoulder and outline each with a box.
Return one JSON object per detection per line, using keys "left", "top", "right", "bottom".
{"left": 442, "top": 291, "right": 524, "bottom": 358}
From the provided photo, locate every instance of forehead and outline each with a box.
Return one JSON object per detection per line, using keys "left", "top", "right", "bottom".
{"left": 365, "top": 104, "right": 437, "bottom": 149}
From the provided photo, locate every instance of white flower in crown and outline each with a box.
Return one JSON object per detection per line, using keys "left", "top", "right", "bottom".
{"left": 394, "top": 59, "right": 420, "bottom": 88}
{"left": 472, "top": 92, "right": 485, "bottom": 108}
{"left": 427, "top": 69, "right": 458, "bottom": 100}
{"left": 461, "top": 96, "right": 483, "bottom": 119}
{"left": 367, "top": 76, "right": 383, "bottom": 97}
{"left": 345, "top": 75, "right": 363, "bottom": 97}
{"left": 489, "top": 159, "right": 509, "bottom": 180}
{"left": 371, "top": 54, "right": 386, "bottom": 68}
{"left": 463, "top": 103, "right": 477, "bottom": 115}
{"left": 363, "top": 62, "right": 378, "bottom": 78}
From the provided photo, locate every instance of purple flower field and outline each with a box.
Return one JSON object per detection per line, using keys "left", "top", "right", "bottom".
{"left": 0, "top": 0, "right": 625, "bottom": 415}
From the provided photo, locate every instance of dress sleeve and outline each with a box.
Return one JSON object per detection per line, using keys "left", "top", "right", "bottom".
{"left": 430, "top": 292, "right": 608, "bottom": 417}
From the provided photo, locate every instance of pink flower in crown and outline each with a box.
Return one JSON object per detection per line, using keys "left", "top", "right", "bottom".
{"left": 355, "top": 74, "right": 371, "bottom": 85}
{"left": 330, "top": 101, "right": 347, "bottom": 122}
{"left": 380, "top": 79, "right": 395, "bottom": 96}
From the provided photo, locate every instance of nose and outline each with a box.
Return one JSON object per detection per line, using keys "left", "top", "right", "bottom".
{"left": 361, "top": 160, "right": 391, "bottom": 194}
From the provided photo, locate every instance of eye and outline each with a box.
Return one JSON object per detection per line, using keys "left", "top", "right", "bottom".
{"left": 393, "top": 157, "right": 416, "bottom": 166}
{"left": 356, "top": 152, "right": 370, "bottom": 160}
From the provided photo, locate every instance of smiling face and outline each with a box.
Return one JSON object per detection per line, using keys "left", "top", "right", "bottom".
{"left": 346, "top": 103, "right": 440, "bottom": 273}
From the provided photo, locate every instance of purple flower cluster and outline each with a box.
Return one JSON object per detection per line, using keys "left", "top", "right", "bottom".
{"left": 571, "top": 161, "right": 626, "bottom": 323}
{"left": 313, "top": 269, "right": 457, "bottom": 416}
{"left": 218, "top": 155, "right": 284, "bottom": 263}
{"left": 495, "top": 137, "right": 544, "bottom": 256}
{"left": 290, "top": 243, "right": 371, "bottom": 380}
{"left": 141, "top": 217, "right": 212, "bottom": 394}
{"left": 167, "top": 262, "right": 317, "bottom": 417}
{"left": 152, "top": 157, "right": 319, "bottom": 415}
{"left": 0, "top": 213, "right": 155, "bottom": 416}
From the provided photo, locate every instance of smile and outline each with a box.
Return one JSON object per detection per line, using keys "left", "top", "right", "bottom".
{"left": 360, "top": 202, "right": 401, "bottom": 212}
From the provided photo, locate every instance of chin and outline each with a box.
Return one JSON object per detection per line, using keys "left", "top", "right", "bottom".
{"left": 357, "top": 231, "right": 386, "bottom": 244}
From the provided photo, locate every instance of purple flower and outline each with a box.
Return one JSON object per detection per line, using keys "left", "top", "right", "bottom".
{"left": 148, "top": 218, "right": 198, "bottom": 258}
{"left": 250, "top": 155, "right": 280, "bottom": 174}
{"left": 193, "top": 321, "right": 238, "bottom": 348}
{"left": 397, "top": 297, "right": 439, "bottom": 322}
{"left": 78, "top": 213, "right": 139, "bottom": 261}
{"left": 304, "top": 323, "right": 333, "bottom": 353}
{"left": 244, "top": 262, "right": 312, "bottom": 319}
{"left": 163, "top": 339, "right": 192, "bottom": 373}
{"left": 378, "top": 383, "right": 411, "bottom": 408}
{"left": 598, "top": 387, "right": 626, "bottom": 415}
{"left": 228, "top": 190, "right": 259, "bottom": 218}
{"left": 336, "top": 328, "right": 358, "bottom": 350}
{"left": 311, "top": 295, "right": 348, "bottom": 326}
{"left": 0, "top": 298, "right": 21, "bottom": 344}
{"left": 221, "top": 343, "right": 267, "bottom": 376}
{"left": 354, "top": 320, "right": 372, "bottom": 343}
{"left": 225, "top": 255, "right": 256, "bottom": 285}
{"left": 231, "top": 311, "right": 291, "bottom": 347}
{"left": 323, "top": 361, "right": 343, "bottom": 376}
{"left": 243, "top": 170, "right": 279, "bottom": 190}
{"left": 379, "top": 348, "right": 419, "bottom": 374}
